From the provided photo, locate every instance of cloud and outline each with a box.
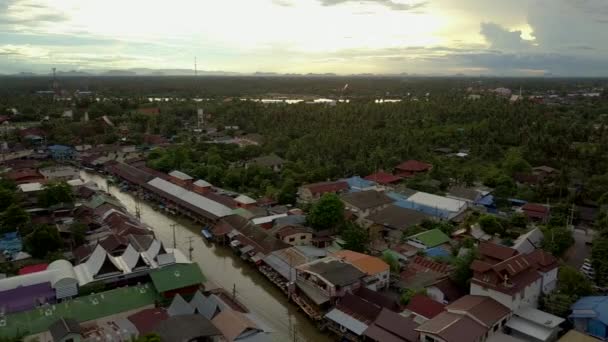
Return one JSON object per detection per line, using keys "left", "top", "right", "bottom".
{"left": 0, "top": 44, "right": 49, "bottom": 58}
{"left": 0, "top": 0, "right": 68, "bottom": 27}
{"left": 480, "top": 22, "right": 532, "bottom": 50}
{"left": 319, "top": 0, "right": 427, "bottom": 11}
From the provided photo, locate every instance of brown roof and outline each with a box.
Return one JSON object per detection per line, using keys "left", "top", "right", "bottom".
{"left": 367, "top": 205, "right": 429, "bottom": 230}
{"left": 446, "top": 295, "right": 510, "bottom": 328}
{"left": 415, "top": 312, "right": 486, "bottom": 342}
{"left": 301, "top": 181, "right": 348, "bottom": 195}
{"left": 364, "top": 308, "right": 419, "bottom": 342}
{"left": 276, "top": 225, "right": 311, "bottom": 240}
{"left": 406, "top": 295, "right": 445, "bottom": 319}
{"left": 479, "top": 242, "right": 518, "bottom": 263}
{"left": 395, "top": 160, "right": 432, "bottom": 172}
{"left": 337, "top": 293, "right": 382, "bottom": 324}
{"left": 525, "top": 249, "right": 558, "bottom": 272}
{"left": 128, "top": 308, "right": 168, "bottom": 335}
{"left": 493, "top": 253, "right": 532, "bottom": 277}
{"left": 429, "top": 278, "right": 466, "bottom": 304}
{"left": 341, "top": 190, "right": 394, "bottom": 210}
{"left": 354, "top": 287, "right": 401, "bottom": 312}
{"left": 408, "top": 256, "right": 453, "bottom": 275}
{"left": 211, "top": 309, "right": 260, "bottom": 341}
{"left": 335, "top": 250, "right": 389, "bottom": 275}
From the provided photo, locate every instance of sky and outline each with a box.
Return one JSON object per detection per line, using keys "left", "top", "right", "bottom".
{"left": 0, "top": 0, "right": 607, "bottom": 76}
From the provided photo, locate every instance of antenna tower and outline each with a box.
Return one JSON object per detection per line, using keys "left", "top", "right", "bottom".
{"left": 194, "top": 57, "right": 198, "bottom": 77}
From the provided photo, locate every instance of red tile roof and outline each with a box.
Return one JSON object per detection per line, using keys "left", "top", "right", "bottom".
{"left": 18, "top": 263, "right": 48, "bottom": 275}
{"left": 522, "top": 203, "right": 549, "bottom": 214}
{"left": 364, "top": 172, "right": 402, "bottom": 185}
{"left": 128, "top": 308, "right": 168, "bottom": 335}
{"left": 479, "top": 242, "right": 518, "bottom": 263}
{"left": 409, "top": 256, "right": 453, "bottom": 275}
{"left": 447, "top": 295, "right": 510, "bottom": 328}
{"left": 395, "top": 160, "right": 432, "bottom": 172}
{"left": 525, "top": 249, "right": 558, "bottom": 272}
{"left": 137, "top": 107, "right": 160, "bottom": 115}
{"left": 6, "top": 168, "right": 43, "bottom": 183}
{"left": 406, "top": 294, "right": 445, "bottom": 319}
{"left": 301, "top": 181, "right": 349, "bottom": 195}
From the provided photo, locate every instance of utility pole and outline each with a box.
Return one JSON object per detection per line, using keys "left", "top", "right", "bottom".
{"left": 186, "top": 236, "right": 194, "bottom": 260}
{"left": 171, "top": 223, "right": 177, "bottom": 249}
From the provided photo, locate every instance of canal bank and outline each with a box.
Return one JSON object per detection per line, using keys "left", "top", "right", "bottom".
{"left": 81, "top": 171, "right": 331, "bottom": 342}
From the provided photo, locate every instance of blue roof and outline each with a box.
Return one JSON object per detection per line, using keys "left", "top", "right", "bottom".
{"left": 0, "top": 232, "right": 22, "bottom": 256}
{"left": 48, "top": 144, "right": 72, "bottom": 151}
{"left": 425, "top": 246, "right": 451, "bottom": 258}
{"left": 570, "top": 296, "right": 608, "bottom": 325}
{"left": 342, "top": 176, "right": 375, "bottom": 190}
{"left": 508, "top": 198, "right": 528, "bottom": 206}
{"left": 475, "top": 194, "right": 495, "bottom": 206}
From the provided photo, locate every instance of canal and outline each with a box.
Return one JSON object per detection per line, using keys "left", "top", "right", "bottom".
{"left": 81, "top": 171, "right": 331, "bottom": 342}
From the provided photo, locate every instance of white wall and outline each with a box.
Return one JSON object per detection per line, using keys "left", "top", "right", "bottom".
{"left": 540, "top": 268, "right": 558, "bottom": 294}
{"left": 470, "top": 278, "right": 542, "bottom": 311}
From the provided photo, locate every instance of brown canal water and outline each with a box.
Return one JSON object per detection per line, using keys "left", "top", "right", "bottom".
{"left": 81, "top": 171, "right": 332, "bottom": 342}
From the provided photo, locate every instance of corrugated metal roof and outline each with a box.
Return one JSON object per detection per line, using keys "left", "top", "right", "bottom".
{"left": 169, "top": 170, "right": 193, "bottom": 180}
{"left": 325, "top": 308, "right": 369, "bottom": 335}
{"left": 147, "top": 177, "right": 232, "bottom": 218}
{"left": 408, "top": 192, "right": 466, "bottom": 213}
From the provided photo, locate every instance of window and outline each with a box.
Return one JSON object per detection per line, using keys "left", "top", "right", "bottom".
{"left": 289, "top": 237, "right": 295, "bottom": 242}
{"left": 493, "top": 324, "right": 499, "bottom": 332}
{"left": 424, "top": 336, "right": 436, "bottom": 342}
{"left": 300, "top": 235, "right": 306, "bottom": 240}
{"left": 501, "top": 318, "right": 507, "bottom": 327}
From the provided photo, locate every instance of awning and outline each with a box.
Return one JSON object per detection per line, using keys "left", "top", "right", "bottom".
{"left": 239, "top": 245, "right": 255, "bottom": 254}
{"left": 230, "top": 240, "right": 241, "bottom": 248}
{"left": 201, "top": 229, "right": 212, "bottom": 239}
{"left": 296, "top": 280, "right": 329, "bottom": 305}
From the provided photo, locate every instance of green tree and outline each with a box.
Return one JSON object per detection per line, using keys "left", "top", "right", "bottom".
{"left": 24, "top": 225, "right": 63, "bottom": 259}
{"left": 478, "top": 215, "right": 505, "bottom": 236}
{"left": 133, "top": 333, "right": 162, "bottom": 342}
{"left": 277, "top": 178, "right": 297, "bottom": 205}
{"left": 1, "top": 204, "right": 30, "bottom": 234}
{"left": 509, "top": 213, "right": 528, "bottom": 229}
{"left": 541, "top": 226, "right": 574, "bottom": 257}
{"left": 37, "top": 182, "right": 74, "bottom": 207}
{"left": 307, "top": 193, "right": 344, "bottom": 231}
{"left": 558, "top": 266, "right": 593, "bottom": 297}
{"left": 69, "top": 223, "right": 88, "bottom": 247}
{"left": 451, "top": 248, "right": 478, "bottom": 290}
{"left": 341, "top": 222, "right": 369, "bottom": 253}
{"left": 503, "top": 147, "right": 531, "bottom": 175}
{"left": 592, "top": 237, "right": 608, "bottom": 286}
{"left": 382, "top": 250, "right": 401, "bottom": 273}
{"left": 541, "top": 292, "right": 577, "bottom": 317}
{"left": 0, "top": 188, "right": 16, "bottom": 212}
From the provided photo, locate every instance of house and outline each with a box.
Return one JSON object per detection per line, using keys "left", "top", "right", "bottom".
{"left": 5, "top": 168, "right": 44, "bottom": 184}
{"left": 512, "top": 228, "right": 544, "bottom": 255}
{"left": 394, "top": 160, "right": 432, "bottom": 178}
{"left": 364, "top": 308, "right": 420, "bottom": 342}
{"left": 168, "top": 170, "right": 194, "bottom": 187}
{"left": 298, "top": 181, "right": 349, "bottom": 203}
{"left": 402, "top": 192, "right": 468, "bottom": 220}
{"left": 570, "top": 296, "right": 608, "bottom": 340}
{"left": 48, "top": 145, "right": 75, "bottom": 160}
{"left": 127, "top": 308, "right": 169, "bottom": 336}
{"left": 149, "top": 263, "right": 206, "bottom": 298}
{"left": 416, "top": 295, "right": 511, "bottom": 342}
{"left": 192, "top": 179, "right": 212, "bottom": 194}
{"left": 425, "top": 278, "right": 466, "bottom": 305}
{"left": 39, "top": 166, "right": 80, "bottom": 181}
{"left": 470, "top": 252, "right": 542, "bottom": 310}
{"left": 342, "top": 176, "right": 378, "bottom": 192}
{"left": 341, "top": 190, "right": 394, "bottom": 220}
{"left": 49, "top": 317, "right": 82, "bottom": 342}
{"left": 365, "top": 171, "right": 403, "bottom": 185}
{"left": 211, "top": 309, "right": 265, "bottom": 341}
{"left": 365, "top": 205, "right": 430, "bottom": 242}
{"left": 525, "top": 249, "right": 559, "bottom": 294}
{"left": 248, "top": 154, "right": 285, "bottom": 172}
{"left": 324, "top": 293, "right": 382, "bottom": 341}
{"left": 399, "top": 256, "right": 453, "bottom": 291}
{"left": 335, "top": 250, "right": 390, "bottom": 291}
{"left": 505, "top": 306, "right": 564, "bottom": 342}
{"left": 447, "top": 187, "right": 483, "bottom": 203}
{"left": 271, "top": 224, "right": 313, "bottom": 246}
{"left": 479, "top": 242, "right": 519, "bottom": 264}
{"left": 405, "top": 294, "right": 446, "bottom": 323}
{"left": 155, "top": 314, "right": 221, "bottom": 342}
{"left": 295, "top": 257, "right": 365, "bottom": 306}
{"left": 406, "top": 229, "right": 451, "bottom": 250}
{"left": 521, "top": 203, "right": 550, "bottom": 223}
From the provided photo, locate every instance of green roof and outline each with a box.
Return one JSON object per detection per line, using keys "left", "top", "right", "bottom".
{"left": 409, "top": 229, "right": 450, "bottom": 248}
{"left": 85, "top": 194, "right": 121, "bottom": 209}
{"left": 231, "top": 207, "right": 254, "bottom": 219}
{"left": 1, "top": 284, "right": 159, "bottom": 338}
{"left": 150, "top": 263, "right": 206, "bottom": 293}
